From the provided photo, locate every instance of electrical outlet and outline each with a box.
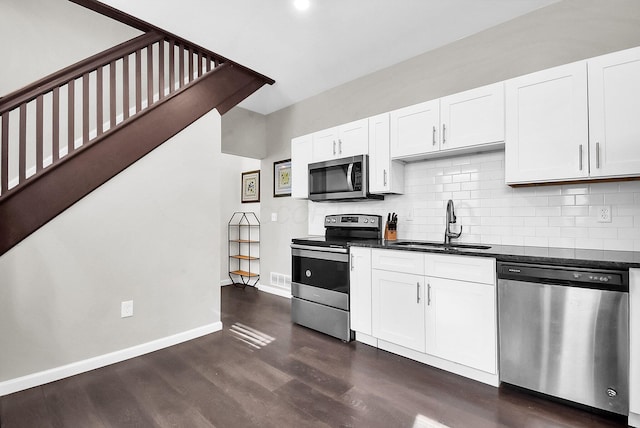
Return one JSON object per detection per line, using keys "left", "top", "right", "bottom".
{"left": 271, "top": 212, "right": 278, "bottom": 222}
{"left": 597, "top": 206, "right": 612, "bottom": 223}
{"left": 121, "top": 300, "right": 133, "bottom": 318}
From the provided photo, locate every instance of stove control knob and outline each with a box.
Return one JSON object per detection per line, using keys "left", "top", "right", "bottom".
{"left": 370, "top": 218, "right": 376, "bottom": 224}
{"left": 363, "top": 219, "right": 369, "bottom": 223}
{"left": 326, "top": 218, "right": 330, "bottom": 223}
{"left": 602, "top": 276, "right": 609, "bottom": 282}
{"left": 331, "top": 218, "right": 337, "bottom": 223}
{"left": 305, "top": 270, "right": 312, "bottom": 278}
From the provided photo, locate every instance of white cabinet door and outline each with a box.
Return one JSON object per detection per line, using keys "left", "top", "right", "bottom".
{"left": 291, "top": 133, "right": 312, "bottom": 199}
{"left": 630, "top": 269, "right": 640, "bottom": 421}
{"left": 368, "top": 113, "right": 404, "bottom": 194}
{"left": 350, "top": 247, "right": 372, "bottom": 335}
{"left": 588, "top": 47, "right": 640, "bottom": 178}
{"left": 425, "top": 277, "right": 497, "bottom": 374}
{"left": 440, "top": 82, "right": 504, "bottom": 152}
{"left": 311, "top": 119, "right": 368, "bottom": 163}
{"left": 505, "top": 61, "right": 589, "bottom": 184}
{"left": 372, "top": 269, "right": 426, "bottom": 353}
{"left": 390, "top": 100, "right": 439, "bottom": 159}
{"left": 311, "top": 127, "right": 339, "bottom": 163}
{"left": 337, "top": 118, "right": 369, "bottom": 158}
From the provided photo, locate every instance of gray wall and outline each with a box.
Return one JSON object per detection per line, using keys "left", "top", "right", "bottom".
{"left": 0, "top": 109, "right": 222, "bottom": 382}
{"left": 221, "top": 107, "right": 267, "bottom": 159}
{"left": 0, "top": 0, "right": 141, "bottom": 97}
{"left": 258, "top": 0, "right": 640, "bottom": 287}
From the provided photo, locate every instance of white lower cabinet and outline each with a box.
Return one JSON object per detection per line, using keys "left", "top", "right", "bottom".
{"left": 350, "top": 247, "right": 372, "bottom": 335}
{"left": 372, "top": 269, "right": 426, "bottom": 353}
{"left": 630, "top": 268, "right": 640, "bottom": 427}
{"left": 425, "top": 277, "right": 497, "bottom": 374}
{"left": 363, "top": 248, "right": 498, "bottom": 386}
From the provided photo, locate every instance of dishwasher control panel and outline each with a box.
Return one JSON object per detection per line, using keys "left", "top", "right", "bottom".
{"left": 498, "top": 262, "right": 628, "bottom": 291}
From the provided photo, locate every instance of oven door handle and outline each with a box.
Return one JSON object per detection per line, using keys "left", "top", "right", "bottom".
{"left": 291, "top": 244, "right": 348, "bottom": 254}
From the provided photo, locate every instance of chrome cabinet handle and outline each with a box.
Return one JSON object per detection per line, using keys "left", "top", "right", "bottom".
{"left": 579, "top": 144, "right": 583, "bottom": 171}
{"left": 427, "top": 283, "right": 431, "bottom": 306}
{"left": 596, "top": 142, "right": 600, "bottom": 168}
{"left": 432, "top": 126, "right": 436, "bottom": 146}
{"left": 383, "top": 169, "right": 388, "bottom": 186}
{"left": 333, "top": 140, "right": 336, "bottom": 155}
{"left": 442, "top": 124, "right": 446, "bottom": 144}
{"left": 338, "top": 139, "right": 342, "bottom": 154}
{"left": 350, "top": 253, "right": 354, "bottom": 271}
{"left": 417, "top": 282, "right": 421, "bottom": 303}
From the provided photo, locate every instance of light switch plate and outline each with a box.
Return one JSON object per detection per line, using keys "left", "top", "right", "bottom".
{"left": 121, "top": 300, "right": 133, "bottom": 318}
{"left": 271, "top": 212, "right": 278, "bottom": 222}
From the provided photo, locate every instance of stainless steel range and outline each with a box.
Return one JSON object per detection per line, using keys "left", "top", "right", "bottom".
{"left": 291, "top": 214, "right": 382, "bottom": 341}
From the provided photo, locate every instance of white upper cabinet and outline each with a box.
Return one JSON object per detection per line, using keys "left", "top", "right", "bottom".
{"left": 291, "top": 133, "right": 312, "bottom": 199}
{"left": 505, "top": 61, "right": 589, "bottom": 184}
{"left": 588, "top": 47, "right": 640, "bottom": 178}
{"left": 440, "top": 82, "right": 505, "bottom": 151}
{"left": 391, "top": 83, "right": 504, "bottom": 161}
{"left": 369, "top": 113, "right": 404, "bottom": 194}
{"left": 506, "top": 46, "right": 640, "bottom": 184}
{"left": 311, "top": 118, "right": 369, "bottom": 163}
{"left": 390, "top": 100, "right": 440, "bottom": 159}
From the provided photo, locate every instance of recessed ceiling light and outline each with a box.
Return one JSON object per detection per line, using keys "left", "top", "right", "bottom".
{"left": 294, "top": 0, "right": 310, "bottom": 11}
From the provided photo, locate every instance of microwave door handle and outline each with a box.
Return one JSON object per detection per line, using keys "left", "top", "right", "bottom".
{"left": 346, "top": 163, "right": 354, "bottom": 191}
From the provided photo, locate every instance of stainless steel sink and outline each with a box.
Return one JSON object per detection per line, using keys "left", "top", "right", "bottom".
{"left": 389, "top": 241, "right": 491, "bottom": 251}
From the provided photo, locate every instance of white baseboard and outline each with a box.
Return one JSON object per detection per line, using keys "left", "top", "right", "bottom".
{"left": 0, "top": 321, "right": 222, "bottom": 397}
{"left": 220, "top": 278, "right": 233, "bottom": 286}
{"left": 630, "top": 412, "right": 639, "bottom": 427}
{"left": 257, "top": 283, "right": 291, "bottom": 299}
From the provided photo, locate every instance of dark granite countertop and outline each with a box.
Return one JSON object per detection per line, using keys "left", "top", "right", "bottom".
{"left": 349, "top": 240, "right": 640, "bottom": 270}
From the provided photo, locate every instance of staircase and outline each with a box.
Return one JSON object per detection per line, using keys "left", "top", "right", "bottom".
{"left": 0, "top": 7, "right": 273, "bottom": 256}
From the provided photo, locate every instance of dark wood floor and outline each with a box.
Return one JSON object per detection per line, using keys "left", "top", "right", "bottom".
{"left": 1, "top": 286, "right": 629, "bottom": 428}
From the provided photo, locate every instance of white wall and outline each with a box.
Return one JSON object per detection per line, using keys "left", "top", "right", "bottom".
{"left": 0, "top": 0, "right": 141, "bottom": 97}
{"left": 219, "top": 154, "right": 261, "bottom": 285}
{"left": 259, "top": 0, "right": 640, "bottom": 293}
{"left": 0, "top": 109, "right": 222, "bottom": 384}
{"left": 309, "top": 151, "right": 640, "bottom": 251}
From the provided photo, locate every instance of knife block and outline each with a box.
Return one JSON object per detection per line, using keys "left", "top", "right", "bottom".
{"left": 384, "top": 223, "right": 397, "bottom": 241}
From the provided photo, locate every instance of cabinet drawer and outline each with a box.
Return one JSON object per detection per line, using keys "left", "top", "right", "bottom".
{"left": 372, "top": 249, "right": 424, "bottom": 275}
{"left": 425, "top": 254, "right": 495, "bottom": 284}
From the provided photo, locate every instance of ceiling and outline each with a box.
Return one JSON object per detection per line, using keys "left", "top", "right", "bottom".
{"left": 98, "top": 0, "right": 559, "bottom": 115}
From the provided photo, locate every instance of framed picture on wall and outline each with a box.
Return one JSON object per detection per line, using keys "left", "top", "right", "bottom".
{"left": 273, "top": 159, "right": 292, "bottom": 197}
{"left": 241, "top": 170, "right": 260, "bottom": 203}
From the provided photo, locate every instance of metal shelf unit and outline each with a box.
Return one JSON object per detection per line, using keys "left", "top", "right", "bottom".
{"left": 228, "top": 212, "right": 260, "bottom": 288}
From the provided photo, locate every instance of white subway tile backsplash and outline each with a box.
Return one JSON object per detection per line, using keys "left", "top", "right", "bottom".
{"left": 308, "top": 151, "right": 640, "bottom": 251}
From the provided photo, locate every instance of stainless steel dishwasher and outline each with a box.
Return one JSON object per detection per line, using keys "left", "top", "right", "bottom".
{"left": 497, "top": 261, "right": 629, "bottom": 415}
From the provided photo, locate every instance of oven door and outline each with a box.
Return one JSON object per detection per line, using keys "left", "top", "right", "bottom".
{"left": 291, "top": 244, "right": 349, "bottom": 310}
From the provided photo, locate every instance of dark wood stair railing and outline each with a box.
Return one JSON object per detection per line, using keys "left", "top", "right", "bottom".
{"left": 0, "top": 24, "right": 273, "bottom": 255}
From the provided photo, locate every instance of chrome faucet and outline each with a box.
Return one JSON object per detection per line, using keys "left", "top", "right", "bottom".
{"left": 444, "top": 199, "right": 462, "bottom": 244}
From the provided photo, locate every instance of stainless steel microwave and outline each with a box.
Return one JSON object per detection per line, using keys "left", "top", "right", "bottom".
{"left": 308, "top": 155, "right": 383, "bottom": 202}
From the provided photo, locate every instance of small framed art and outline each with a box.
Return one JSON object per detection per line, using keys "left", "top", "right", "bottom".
{"left": 241, "top": 170, "right": 260, "bottom": 203}
{"left": 273, "top": 159, "right": 292, "bottom": 197}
